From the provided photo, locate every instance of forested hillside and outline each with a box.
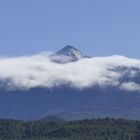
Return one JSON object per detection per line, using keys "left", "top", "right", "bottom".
{"left": 0, "top": 118, "right": 140, "bottom": 140}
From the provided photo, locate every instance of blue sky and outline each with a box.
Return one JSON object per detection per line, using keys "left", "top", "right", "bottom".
{"left": 0, "top": 0, "right": 140, "bottom": 58}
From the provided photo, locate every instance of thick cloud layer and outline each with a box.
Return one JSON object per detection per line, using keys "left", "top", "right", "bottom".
{"left": 0, "top": 53, "right": 140, "bottom": 92}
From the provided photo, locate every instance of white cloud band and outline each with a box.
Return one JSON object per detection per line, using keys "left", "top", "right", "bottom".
{"left": 0, "top": 53, "right": 140, "bottom": 92}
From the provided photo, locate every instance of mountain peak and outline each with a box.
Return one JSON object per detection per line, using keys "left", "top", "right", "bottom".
{"left": 59, "top": 45, "right": 77, "bottom": 51}
{"left": 56, "top": 45, "right": 85, "bottom": 58}
{"left": 51, "top": 45, "right": 90, "bottom": 63}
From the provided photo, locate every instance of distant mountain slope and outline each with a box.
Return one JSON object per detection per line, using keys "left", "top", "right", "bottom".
{"left": 0, "top": 86, "right": 140, "bottom": 120}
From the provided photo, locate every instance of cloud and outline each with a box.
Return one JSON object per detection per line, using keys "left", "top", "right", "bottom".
{"left": 120, "top": 82, "right": 140, "bottom": 92}
{"left": 0, "top": 53, "right": 140, "bottom": 92}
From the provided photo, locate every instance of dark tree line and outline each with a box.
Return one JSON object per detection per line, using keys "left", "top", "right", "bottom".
{"left": 0, "top": 118, "right": 140, "bottom": 140}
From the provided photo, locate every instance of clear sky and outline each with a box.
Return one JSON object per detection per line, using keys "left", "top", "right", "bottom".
{"left": 0, "top": 0, "right": 140, "bottom": 58}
